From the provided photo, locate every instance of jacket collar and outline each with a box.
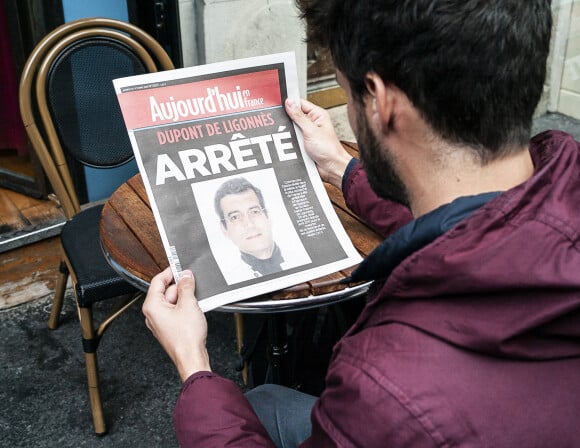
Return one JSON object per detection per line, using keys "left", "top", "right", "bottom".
{"left": 347, "top": 192, "right": 502, "bottom": 283}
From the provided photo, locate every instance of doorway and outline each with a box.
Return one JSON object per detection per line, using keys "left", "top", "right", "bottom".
{"left": 306, "top": 45, "right": 346, "bottom": 109}
{"left": 0, "top": 0, "right": 64, "bottom": 198}
{"left": 0, "top": 0, "right": 66, "bottom": 253}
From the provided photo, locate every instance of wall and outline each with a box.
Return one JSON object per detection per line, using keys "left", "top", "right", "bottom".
{"left": 558, "top": 0, "right": 580, "bottom": 118}
{"left": 177, "top": 0, "right": 201, "bottom": 68}
{"left": 549, "top": 0, "right": 580, "bottom": 119}
{"left": 61, "top": 0, "right": 138, "bottom": 202}
{"left": 178, "top": 0, "right": 307, "bottom": 96}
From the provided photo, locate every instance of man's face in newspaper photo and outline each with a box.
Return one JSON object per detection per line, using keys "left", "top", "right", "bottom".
{"left": 219, "top": 189, "right": 275, "bottom": 259}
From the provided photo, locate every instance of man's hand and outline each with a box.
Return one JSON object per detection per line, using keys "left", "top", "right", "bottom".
{"left": 143, "top": 268, "right": 211, "bottom": 382}
{"left": 285, "top": 98, "right": 353, "bottom": 189}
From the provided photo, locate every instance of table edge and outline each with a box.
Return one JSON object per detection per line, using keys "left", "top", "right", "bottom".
{"left": 103, "top": 240, "right": 373, "bottom": 314}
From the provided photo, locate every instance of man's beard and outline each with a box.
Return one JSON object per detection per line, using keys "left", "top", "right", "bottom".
{"left": 355, "top": 110, "right": 411, "bottom": 207}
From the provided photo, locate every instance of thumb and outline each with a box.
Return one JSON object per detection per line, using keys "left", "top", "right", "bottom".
{"left": 177, "top": 270, "right": 196, "bottom": 305}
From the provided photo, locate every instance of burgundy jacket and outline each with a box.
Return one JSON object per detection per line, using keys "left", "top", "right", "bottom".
{"left": 174, "top": 131, "right": 580, "bottom": 447}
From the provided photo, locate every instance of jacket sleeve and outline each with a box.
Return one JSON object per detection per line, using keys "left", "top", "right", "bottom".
{"left": 343, "top": 160, "right": 413, "bottom": 238}
{"left": 173, "top": 372, "right": 276, "bottom": 447}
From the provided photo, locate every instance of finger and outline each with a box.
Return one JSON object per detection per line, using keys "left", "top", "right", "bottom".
{"left": 302, "top": 99, "right": 332, "bottom": 128}
{"left": 292, "top": 98, "right": 332, "bottom": 133}
{"left": 143, "top": 267, "right": 175, "bottom": 315}
{"left": 285, "top": 98, "right": 316, "bottom": 131}
{"left": 284, "top": 97, "right": 302, "bottom": 118}
{"left": 165, "top": 283, "right": 179, "bottom": 305}
{"left": 149, "top": 267, "right": 175, "bottom": 296}
{"left": 299, "top": 98, "right": 319, "bottom": 115}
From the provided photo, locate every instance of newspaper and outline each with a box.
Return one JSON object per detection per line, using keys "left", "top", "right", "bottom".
{"left": 113, "top": 52, "right": 361, "bottom": 312}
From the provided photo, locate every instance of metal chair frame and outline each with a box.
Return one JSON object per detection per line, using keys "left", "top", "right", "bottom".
{"left": 19, "top": 17, "right": 174, "bottom": 435}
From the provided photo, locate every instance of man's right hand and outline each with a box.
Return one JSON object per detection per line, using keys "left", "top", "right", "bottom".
{"left": 142, "top": 268, "right": 211, "bottom": 382}
{"left": 285, "top": 98, "right": 354, "bottom": 189}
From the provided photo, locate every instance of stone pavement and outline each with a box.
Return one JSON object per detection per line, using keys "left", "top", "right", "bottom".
{"left": 0, "top": 291, "right": 243, "bottom": 447}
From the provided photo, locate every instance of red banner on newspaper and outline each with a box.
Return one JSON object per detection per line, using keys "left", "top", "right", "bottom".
{"left": 117, "top": 69, "right": 282, "bottom": 130}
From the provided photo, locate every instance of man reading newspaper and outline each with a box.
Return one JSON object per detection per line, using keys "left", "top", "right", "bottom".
{"left": 142, "top": 0, "right": 580, "bottom": 446}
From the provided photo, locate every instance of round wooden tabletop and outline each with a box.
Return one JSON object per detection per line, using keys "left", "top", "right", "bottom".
{"left": 100, "top": 142, "right": 383, "bottom": 311}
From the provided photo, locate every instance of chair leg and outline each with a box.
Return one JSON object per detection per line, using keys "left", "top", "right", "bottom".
{"left": 78, "top": 306, "right": 107, "bottom": 435}
{"left": 48, "top": 261, "right": 69, "bottom": 330}
{"left": 234, "top": 313, "right": 248, "bottom": 385}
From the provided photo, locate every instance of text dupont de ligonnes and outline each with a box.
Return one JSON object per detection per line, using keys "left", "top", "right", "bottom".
{"left": 148, "top": 86, "right": 298, "bottom": 186}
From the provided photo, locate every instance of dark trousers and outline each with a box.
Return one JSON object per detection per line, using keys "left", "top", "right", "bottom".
{"left": 245, "top": 384, "right": 317, "bottom": 448}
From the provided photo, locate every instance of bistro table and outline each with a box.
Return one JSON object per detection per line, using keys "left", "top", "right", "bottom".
{"left": 100, "top": 141, "right": 382, "bottom": 385}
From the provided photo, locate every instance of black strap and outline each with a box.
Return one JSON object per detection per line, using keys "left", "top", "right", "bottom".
{"left": 82, "top": 336, "right": 101, "bottom": 353}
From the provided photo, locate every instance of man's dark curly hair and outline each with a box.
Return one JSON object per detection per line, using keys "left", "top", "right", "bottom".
{"left": 296, "top": 0, "right": 552, "bottom": 162}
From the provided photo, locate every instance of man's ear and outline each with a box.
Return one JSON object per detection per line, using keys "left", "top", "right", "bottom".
{"left": 220, "top": 221, "right": 228, "bottom": 235}
{"left": 365, "top": 73, "right": 396, "bottom": 135}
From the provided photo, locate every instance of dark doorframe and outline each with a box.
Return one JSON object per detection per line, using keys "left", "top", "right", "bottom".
{"left": 127, "top": 0, "right": 183, "bottom": 68}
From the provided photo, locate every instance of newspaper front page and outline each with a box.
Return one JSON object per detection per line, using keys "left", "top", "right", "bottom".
{"left": 113, "top": 52, "right": 361, "bottom": 311}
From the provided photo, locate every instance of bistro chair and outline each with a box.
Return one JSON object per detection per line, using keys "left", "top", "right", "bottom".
{"left": 18, "top": 17, "right": 174, "bottom": 434}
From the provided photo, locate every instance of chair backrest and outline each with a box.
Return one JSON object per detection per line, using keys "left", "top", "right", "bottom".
{"left": 19, "top": 17, "right": 174, "bottom": 219}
